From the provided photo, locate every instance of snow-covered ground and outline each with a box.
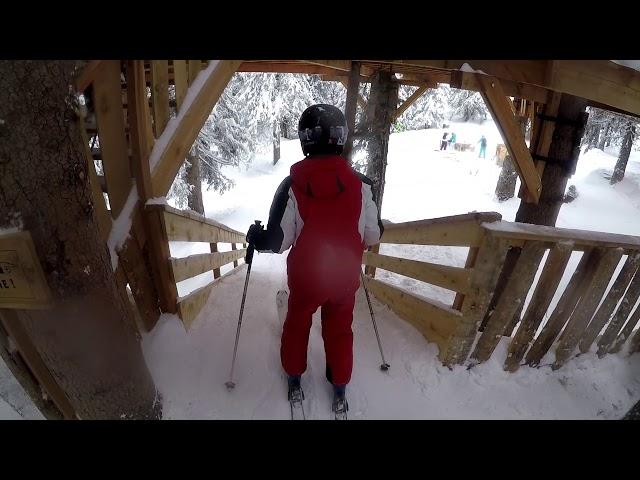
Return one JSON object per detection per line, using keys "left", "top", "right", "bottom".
{"left": 3, "top": 120, "right": 639, "bottom": 419}
{"left": 142, "top": 121, "right": 640, "bottom": 420}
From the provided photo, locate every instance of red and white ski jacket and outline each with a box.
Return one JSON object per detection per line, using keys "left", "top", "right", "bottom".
{"left": 258, "top": 155, "right": 383, "bottom": 255}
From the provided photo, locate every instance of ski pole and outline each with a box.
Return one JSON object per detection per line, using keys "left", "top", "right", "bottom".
{"left": 225, "top": 220, "right": 261, "bottom": 390}
{"left": 360, "top": 270, "right": 390, "bottom": 371}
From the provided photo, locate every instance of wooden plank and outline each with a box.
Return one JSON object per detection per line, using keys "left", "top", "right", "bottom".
{"left": 151, "top": 60, "right": 241, "bottom": 197}
{"left": 579, "top": 252, "right": 640, "bottom": 353}
{"left": 231, "top": 243, "right": 239, "bottom": 268}
{"left": 476, "top": 74, "right": 542, "bottom": 203}
{"left": 0, "top": 311, "right": 76, "bottom": 419}
{"left": 363, "top": 252, "right": 471, "bottom": 294}
{"left": 151, "top": 60, "right": 170, "bottom": 138}
{"left": 127, "top": 60, "right": 155, "bottom": 201}
{"left": 144, "top": 209, "right": 179, "bottom": 314}
{"left": 177, "top": 279, "right": 217, "bottom": 330}
{"left": 610, "top": 306, "right": 640, "bottom": 354}
{"left": 363, "top": 276, "right": 462, "bottom": 353}
{"left": 393, "top": 85, "right": 428, "bottom": 121}
{"left": 117, "top": 234, "right": 161, "bottom": 331}
{"left": 597, "top": 268, "right": 640, "bottom": 356}
{"left": 188, "top": 59, "right": 201, "bottom": 85}
{"left": 381, "top": 212, "right": 502, "bottom": 247}
{"left": 483, "top": 220, "right": 640, "bottom": 251}
{"left": 450, "top": 70, "right": 550, "bottom": 105}
{"left": 364, "top": 243, "right": 380, "bottom": 277}
{"left": 79, "top": 117, "right": 112, "bottom": 240}
{"left": 161, "top": 210, "right": 245, "bottom": 243}
{"left": 171, "top": 249, "right": 246, "bottom": 283}
{"left": 92, "top": 60, "right": 132, "bottom": 217}
{"left": 549, "top": 60, "right": 640, "bottom": 118}
{"left": 173, "top": 60, "right": 188, "bottom": 110}
{"left": 75, "top": 60, "right": 104, "bottom": 92}
{"left": 471, "top": 241, "right": 547, "bottom": 363}
{"left": 553, "top": 247, "right": 624, "bottom": 368}
{"left": 241, "top": 61, "right": 353, "bottom": 76}
{"left": 525, "top": 248, "right": 602, "bottom": 366}
{"left": 440, "top": 234, "right": 511, "bottom": 366}
{"left": 504, "top": 242, "right": 573, "bottom": 372}
{"left": 452, "top": 247, "right": 479, "bottom": 310}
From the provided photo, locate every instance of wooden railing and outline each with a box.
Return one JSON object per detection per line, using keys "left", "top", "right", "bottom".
{"left": 363, "top": 212, "right": 640, "bottom": 370}
{"left": 145, "top": 204, "right": 246, "bottom": 329}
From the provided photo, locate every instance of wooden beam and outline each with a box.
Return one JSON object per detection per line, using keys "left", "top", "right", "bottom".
{"left": 381, "top": 212, "right": 502, "bottom": 247}
{"left": 75, "top": 60, "right": 105, "bottom": 92}
{"left": 476, "top": 74, "right": 542, "bottom": 203}
{"left": 151, "top": 60, "right": 241, "bottom": 197}
{"left": 393, "top": 85, "right": 428, "bottom": 121}
{"left": 362, "top": 275, "right": 462, "bottom": 352}
{"left": 127, "top": 60, "right": 155, "bottom": 202}
{"left": 155, "top": 206, "right": 245, "bottom": 243}
{"left": 188, "top": 59, "right": 201, "bottom": 85}
{"left": 483, "top": 220, "right": 640, "bottom": 251}
{"left": 520, "top": 91, "right": 562, "bottom": 203}
{"left": 171, "top": 249, "right": 246, "bottom": 283}
{"left": 363, "top": 252, "right": 471, "bottom": 294}
{"left": 239, "top": 61, "right": 349, "bottom": 76}
{"left": 173, "top": 60, "right": 188, "bottom": 110}
{"left": 151, "top": 60, "right": 170, "bottom": 138}
{"left": 177, "top": 277, "right": 221, "bottom": 329}
{"left": 303, "top": 60, "right": 352, "bottom": 72}
{"left": 92, "top": 60, "right": 132, "bottom": 217}
{"left": 0, "top": 311, "right": 76, "bottom": 419}
{"left": 144, "top": 208, "right": 179, "bottom": 314}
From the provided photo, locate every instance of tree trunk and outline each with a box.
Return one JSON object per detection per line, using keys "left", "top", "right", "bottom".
{"left": 185, "top": 151, "right": 204, "bottom": 214}
{"left": 516, "top": 95, "right": 588, "bottom": 226}
{"left": 365, "top": 70, "right": 398, "bottom": 210}
{"left": 273, "top": 121, "right": 281, "bottom": 166}
{"left": 0, "top": 60, "right": 160, "bottom": 419}
{"left": 598, "top": 122, "right": 610, "bottom": 150}
{"left": 495, "top": 116, "right": 527, "bottom": 201}
{"left": 342, "top": 61, "right": 361, "bottom": 162}
{"left": 611, "top": 121, "right": 636, "bottom": 184}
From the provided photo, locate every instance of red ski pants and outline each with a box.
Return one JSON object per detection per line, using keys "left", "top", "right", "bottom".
{"left": 280, "top": 285, "right": 357, "bottom": 386}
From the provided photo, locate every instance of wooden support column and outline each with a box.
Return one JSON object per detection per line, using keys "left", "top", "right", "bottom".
{"left": 342, "top": 61, "right": 361, "bottom": 162}
{"left": 365, "top": 69, "right": 398, "bottom": 212}
{"left": 210, "top": 243, "right": 221, "bottom": 279}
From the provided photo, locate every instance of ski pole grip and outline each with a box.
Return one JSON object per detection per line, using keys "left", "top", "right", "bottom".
{"left": 244, "top": 220, "right": 262, "bottom": 265}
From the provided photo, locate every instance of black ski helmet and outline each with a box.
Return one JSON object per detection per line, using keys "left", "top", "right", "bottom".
{"left": 297, "top": 104, "right": 348, "bottom": 156}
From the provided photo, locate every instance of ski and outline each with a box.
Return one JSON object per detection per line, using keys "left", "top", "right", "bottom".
{"left": 288, "top": 385, "right": 306, "bottom": 420}
{"left": 332, "top": 394, "right": 348, "bottom": 420}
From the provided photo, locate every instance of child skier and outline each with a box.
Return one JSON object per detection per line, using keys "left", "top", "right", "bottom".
{"left": 246, "top": 104, "right": 383, "bottom": 418}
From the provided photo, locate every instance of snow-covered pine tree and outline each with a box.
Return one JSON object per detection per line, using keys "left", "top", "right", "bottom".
{"left": 448, "top": 88, "right": 488, "bottom": 122}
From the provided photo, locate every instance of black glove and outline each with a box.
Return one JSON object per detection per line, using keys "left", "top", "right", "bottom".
{"left": 246, "top": 223, "right": 265, "bottom": 247}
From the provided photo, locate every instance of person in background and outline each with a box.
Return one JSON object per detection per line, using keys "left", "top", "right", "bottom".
{"left": 440, "top": 132, "right": 449, "bottom": 150}
{"left": 478, "top": 135, "right": 487, "bottom": 158}
{"left": 448, "top": 132, "right": 457, "bottom": 150}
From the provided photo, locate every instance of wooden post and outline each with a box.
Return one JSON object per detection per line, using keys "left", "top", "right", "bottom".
{"left": 210, "top": 242, "right": 221, "bottom": 279}
{"left": 232, "top": 243, "right": 239, "bottom": 268}
{"left": 342, "top": 61, "right": 361, "bottom": 162}
{"left": 440, "top": 233, "right": 511, "bottom": 366}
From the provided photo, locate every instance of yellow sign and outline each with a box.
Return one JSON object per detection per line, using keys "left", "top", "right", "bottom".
{"left": 0, "top": 231, "right": 52, "bottom": 309}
